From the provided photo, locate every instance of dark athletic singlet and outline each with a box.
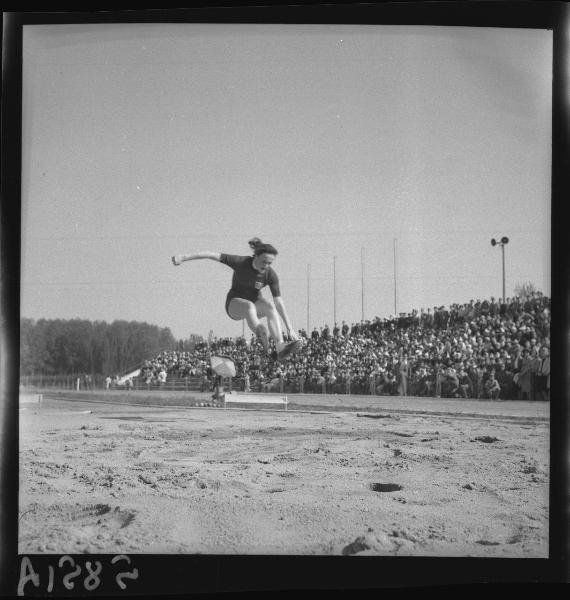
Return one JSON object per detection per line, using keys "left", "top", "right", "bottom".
{"left": 220, "top": 254, "right": 281, "bottom": 320}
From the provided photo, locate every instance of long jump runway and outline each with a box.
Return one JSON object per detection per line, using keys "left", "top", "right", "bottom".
{"left": 19, "top": 391, "right": 549, "bottom": 557}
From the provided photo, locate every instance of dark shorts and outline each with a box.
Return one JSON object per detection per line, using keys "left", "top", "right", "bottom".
{"left": 225, "top": 293, "right": 259, "bottom": 321}
{"left": 225, "top": 295, "right": 239, "bottom": 320}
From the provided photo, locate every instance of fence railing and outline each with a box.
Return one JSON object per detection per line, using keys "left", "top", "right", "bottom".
{"left": 20, "top": 374, "right": 106, "bottom": 390}
{"left": 19, "top": 374, "right": 397, "bottom": 396}
{"left": 19, "top": 374, "right": 205, "bottom": 392}
{"left": 19, "top": 372, "right": 545, "bottom": 400}
{"left": 19, "top": 374, "right": 342, "bottom": 395}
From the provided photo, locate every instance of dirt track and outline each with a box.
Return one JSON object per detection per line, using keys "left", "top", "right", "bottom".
{"left": 19, "top": 391, "right": 549, "bottom": 557}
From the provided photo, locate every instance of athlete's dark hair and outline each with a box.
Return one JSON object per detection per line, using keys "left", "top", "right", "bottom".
{"left": 248, "top": 237, "right": 278, "bottom": 256}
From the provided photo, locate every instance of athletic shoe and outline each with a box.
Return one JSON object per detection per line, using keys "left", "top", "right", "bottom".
{"left": 277, "top": 340, "right": 302, "bottom": 361}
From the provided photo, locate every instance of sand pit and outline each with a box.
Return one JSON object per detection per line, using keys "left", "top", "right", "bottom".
{"left": 19, "top": 391, "right": 549, "bottom": 557}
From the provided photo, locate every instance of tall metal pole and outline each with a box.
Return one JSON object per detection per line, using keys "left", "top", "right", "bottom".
{"left": 501, "top": 244, "right": 506, "bottom": 303}
{"left": 491, "top": 237, "right": 509, "bottom": 303}
{"left": 307, "top": 263, "right": 311, "bottom": 334}
{"left": 393, "top": 238, "right": 397, "bottom": 316}
{"left": 361, "top": 247, "right": 365, "bottom": 322}
{"left": 333, "top": 255, "right": 337, "bottom": 325}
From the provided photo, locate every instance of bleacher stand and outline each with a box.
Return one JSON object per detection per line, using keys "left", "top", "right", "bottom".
{"left": 139, "top": 293, "right": 550, "bottom": 401}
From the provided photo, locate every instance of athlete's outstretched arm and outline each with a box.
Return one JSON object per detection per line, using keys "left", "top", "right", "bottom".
{"left": 273, "top": 296, "right": 298, "bottom": 340}
{"left": 172, "top": 252, "right": 221, "bottom": 266}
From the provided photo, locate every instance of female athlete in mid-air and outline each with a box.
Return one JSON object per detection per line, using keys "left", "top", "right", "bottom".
{"left": 172, "top": 238, "right": 301, "bottom": 361}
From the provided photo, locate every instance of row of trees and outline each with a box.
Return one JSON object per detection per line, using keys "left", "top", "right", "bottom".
{"left": 20, "top": 318, "right": 180, "bottom": 376}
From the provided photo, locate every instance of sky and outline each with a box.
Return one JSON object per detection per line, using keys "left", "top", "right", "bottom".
{"left": 20, "top": 23, "right": 552, "bottom": 341}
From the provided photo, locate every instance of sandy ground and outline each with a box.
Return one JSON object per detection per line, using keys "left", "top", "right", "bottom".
{"left": 18, "top": 391, "right": 550, "bottom": 557}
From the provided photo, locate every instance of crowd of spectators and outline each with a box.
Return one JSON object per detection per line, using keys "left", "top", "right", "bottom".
{"left": 138, "top": 293, "right": 551, "bottom": 401}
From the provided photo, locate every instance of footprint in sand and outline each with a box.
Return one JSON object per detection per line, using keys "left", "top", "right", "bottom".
{"left": 20, "top": 503, "right": 137, "bottom": 552}
{"left": 369, "top": 482, "right": 403, "bottom": 493}
{"left": 475, "top": 540, "right": 501, "bottom": 546}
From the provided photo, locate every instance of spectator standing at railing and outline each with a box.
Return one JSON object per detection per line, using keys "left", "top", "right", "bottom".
{"left": 326, "top": 369, "right": 337, "bottom": 394}
{"left": 489, "top": 297, "right": 499, "bottom": 318}
{"left": 442, "top": 306, "right": 451, "bottom": 330}
{"left": 511, "top": 345, "right": 522, "bottom": 392}
{"left": 510, "top": 297, "right": 522, "bottom": 323}
{"left": 523, "top": 295, "right": 534, "bottom": 315}
{"left": 143, "top": 370, "right": 152, "bottom": 389}
{"left": 315, "top": 372, "right": 325, "bottom": 394}
{"left": 536, "top": 346, "right": 550, "bottom": 401}
{"left": 419, "top": 308, "right": 426, "bottom": 327}
{"left": 495, "top": 362, "right": 512, "bottom": 399}
{"left": 484, "top": 369, "right": 501, "bottom": 399}
{"left": 297, "top": 371, "right": 305, "bottom": 393}
{"left": 433, "top": 362, "right": 444, "bottom": 398}
{"left": 385, "top": 369, "right": 398, "bottom": 395}
{"left": 448, "top": 304, "right": 459, "bottom": 328}
{"left": 473, "top": 299, "right": 481, "bottom": 317}
{"left": 457, "top": 368, "right": 473, "bottom": 399}
{"left": 373, "top": 368, "right": 387, "bottom": 395}
{"left": 433, "top": 307, "right": 442, "bottom": 330}
{"left": 444, "top": 367, "right": 460, "bottom": 398}
{"left": 396, "top": 353, "right": 411, "bottom": 396}
{"left": 517, "top": 349, "right": 533, "bottom": 400}
{"left": 457, "top": 303, "right": 468, "bottom": 325}
{"left": 499, "top": 297, "right": 508, "bottom": 317}
{"left": 200, "top": 370, "right": 209, "bottom": 392}
{"left": 415, "top": 366, "right": 432, "bottom": 397}
{"left": 529, "top": 347, "right": 541, "bottom": 400}
{"left": 344, "top": 370, "right": 352, "bottom": 395}
{"left": 368, "top": 367, "right": 377, "bottom": 395}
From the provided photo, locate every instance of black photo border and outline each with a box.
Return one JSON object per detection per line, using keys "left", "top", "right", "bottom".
{"left": 2, "top": 2, "right": 569, "bottom": 595}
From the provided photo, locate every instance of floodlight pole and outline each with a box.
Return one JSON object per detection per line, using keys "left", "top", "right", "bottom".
{"left": 307, "top": 263, "right": 311, "bottom": 334}
{"left": 491, "top": 236, "right": 509, "bottom": 303}
{"left": 361, "top": 248, "right": 365, "bottom": 322}
{"left": 333, "top": 255, "right": 337, "bottom": 326}
{"left": 501, "top": 243, "right": 506, "bottom": 303}
{"left": 393, "top": 238, "right": 397, "bottom": 316}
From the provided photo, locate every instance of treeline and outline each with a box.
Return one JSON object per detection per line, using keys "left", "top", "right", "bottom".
{"left": 20, "top": 318, "right": 178, "bottom": 376}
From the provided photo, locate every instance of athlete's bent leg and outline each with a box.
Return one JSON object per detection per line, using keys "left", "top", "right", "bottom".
{"left": 228, "top": 298, "right": 269, "bottom": 350}
{"left": 255, "top": 298, "right": 301, "bottom": 361}
{"left": 255, "top": 298, "right": 284, "bottom": 345}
